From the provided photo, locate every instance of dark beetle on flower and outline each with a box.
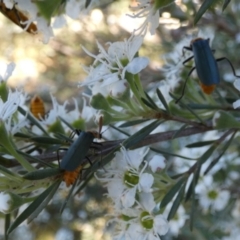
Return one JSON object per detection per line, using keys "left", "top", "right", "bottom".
{"left": 176, "top": 38, "right": 240, "bottom": 103}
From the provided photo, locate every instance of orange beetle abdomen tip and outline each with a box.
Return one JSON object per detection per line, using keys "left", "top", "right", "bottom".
{"left": 200, "top": 82, "right": 216, "bottom": 95}
{"left": 62, "top": 165, "right": 83, "bottom": 187}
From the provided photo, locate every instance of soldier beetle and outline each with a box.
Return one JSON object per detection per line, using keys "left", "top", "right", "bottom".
{"left": 60, "top": 117, "right": 103, "bottom": 186}
{"left": 176, "top": 38, "right": 240, "bottom": 103}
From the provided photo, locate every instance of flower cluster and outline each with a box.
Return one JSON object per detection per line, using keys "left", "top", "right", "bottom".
{"left": 96, "top": 147, "right": 170, "bottom": 239}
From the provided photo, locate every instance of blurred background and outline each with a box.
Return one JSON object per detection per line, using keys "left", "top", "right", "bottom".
{"left": 1, "top": 0, "right": 240, "bottom": 239}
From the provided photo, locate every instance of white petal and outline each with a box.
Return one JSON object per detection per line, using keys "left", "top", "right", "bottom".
{"left": 139, "top": 192, "right": 156, "bottom": 212}
{"left": 121, "top": 188, "right": 136, "bottom": 208}
{"left": 53, "top": 16, "right": 66, "bottom": 28}
{"left": 126, "top": 57, "right": 149, "bottom": 74}
{"left": 107, "top": 180, "right": 125, "bottom": 200}
{"left": 234, "top": 79, "right": 240, "bottom": 91}
{"left": 153, "top": 215, "right": 169, "bottom": 235}
{"left": 139, "top": 173, "right": 153, "bottom": 192}
{"left": 233, "top": 99, "right": 240, "bottom": 109}
{"left": 125, "top": 148, "right": 144, "bottom": 169}
{"left": 108, "top": 80, "right": 128, "bottom": 98}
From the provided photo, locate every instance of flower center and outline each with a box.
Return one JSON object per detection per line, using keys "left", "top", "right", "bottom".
{"left": 140, "top": 211, "right": 153, "bottom": 230}
{"left": 208, "top": 190, "right": 218, "bottom": 200}
{"left": 124, "top": 169, "right": 139, "bottom": 188}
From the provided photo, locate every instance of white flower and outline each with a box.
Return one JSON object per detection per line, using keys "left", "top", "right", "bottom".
{"left": 196, "top": 175, "right": 230, "bottom": 212}
{"left": 127, "top": 193, "right": 169, "bottom": 239}
{"left": 109, "top": 193, "right": 169, "bottom": 240}
{"left": 164, "top": 204, "right": 188, "bottom": 237}
{"left": 149, "top": 155, "right": 166, "bottom": 173}
{"left": 81, "top": 35, "right": 148, "bottom": 96}
{"left": 96, "top": 146, "right": 152, "bottom": 208}
{"left": 0, "top": 89, "right": 27, "bottom": 134}
{"left": 0, "top": 62, "right": 15, "bottom": 82}
{"left": 41, "top": 94, "right": 98, "bottom": 132}
{"left": 128, "top": 0, "right": 161, "bottom": 35}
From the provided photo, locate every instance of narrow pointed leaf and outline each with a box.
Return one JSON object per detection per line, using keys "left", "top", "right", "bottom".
{"left": 119, "top": 119, "right": 150, "bottom": 128}
{"left": 144, "top": 91, "right": 159, "bottom": 110}
{"left": 156, "top": 88, "right": 169, "bottom": 113}
{"left": 161, "top": 177, "right": 187, "bottom": 208}
{"left": 198, "top": 145, "right": 217, "bottom": 165}
{"left": 185, "top": 165, "right": 201, "bottom": 202}
{"left": 109, "top": 124, "right": 130, "bottom": 136}
{"left": 31, "top": 136, "right": 64, "bottom": 144}
{"left": 141, "top": 98, "right": 157, "bottom": 110}
{"left": 7, "top": 181, "right": 60, "bottom": 234}
{"left": 194, "top": 0, "right": 215, "bottom": 25}
{"left": 213, "top": 111, "right": 240, "bottom": 129}
{"left": 5, "top": 214, "right": 10, "bottom": 240}
{"left": 204, "top": 131, "right": 236, "bottom": 174}
{"left": 167, "top": 183, "right": 185, "bottom": 220}
{"left": 222, "top": 0, "right": 231, "bottom": 11}
{"left": 123, "top": 120, "right": 162, "bottom": 149}
{"left": 190, "top": 195, "right": 196, "bottom": 230}
{"left": 186, "top": 140, "right": 215, "bottom": 148}
{"left": 28, "top": 180, "right": 60, "bottom": 223}
{"left": 23, "top": 168, "right": 61, "bottom": 180}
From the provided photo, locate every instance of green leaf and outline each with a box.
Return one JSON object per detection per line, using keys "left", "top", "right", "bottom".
{"left": 167, "top": 183, "right": 185, "bottom": 220}
{"left": 185, "top": 177, "right": 194, "bottom": 202}
{"left": 0, "top": 164, "right": 18, "bottom": 178}
{"left": 150, "top": 147, "right": 196, "bottom": 160}
{"left": 27, "top": 181, "right": 60, "bottom": 223}
{"left": 23, "top": 168, "right": 61, "bottom": 180}
{"left": 5, "top": 214, "right": 10, "bottom": 240}
{"left": 213, "top": 111, "right": 240, "bottom": 129}
{"left": 194, "top": 0, "right": 216, "bottom": 25}
{"left": 35, "top": 0, "right": 66, "bottom": 21}
{"left": 204, "top": 131, "right": 236, "bottom": 174}
{"left": 119, "top": 119, "right": 150, "bottom": 128}
{"left": 109, "top": 124, "right": 130, "bottom": 136}
{"left": 141, "top": 98, "right": 156, "bottom": 110}
{"left": 123, "top": 120, "right": 162, "bottom": 149}
{"left": 186, "top": 140, "right": 215, "bottom": 148}
{"left": 17, "top": 150, "right": 54, "bottom": 168}
{"left": 156, "top": 88, "right": 170, "bottom": 113}
{"left": 160, "top": 177, "right": 187, "bottom": 209}
{"left": 185, "top": 165, "right": 201, "bottom": 202}
{"left": 155, "top": 0, "right": 175, "bottom": 9}
{"left": 222, "top": 0, "right": 231, "bottom": 11}
{"left": 190, "top": 194, "right": 196, "bottom": 231}
{"left": 144, "top": 91, "right": 160, "bottom": 110}
{"left": 91, "top": 93, "right": 111, "bottom": 111}
{"left": 31, "top": 136, "right": 64, "bottom": 144}
{"left": 198, "top": 145, "right": 218, "bottom": 165}
{"left": 7, "top": 181, "right": 61, "bottom": 234}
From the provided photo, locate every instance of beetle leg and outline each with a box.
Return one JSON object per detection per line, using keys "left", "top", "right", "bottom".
{"left": 175, "top": 66, "right": 196, "bottom": 104}
{"left": 216, "top": 57, "right": 240, "bottom": 78}
{"left": 182, "top": 46, "right": 192, "bottom": 57}
{"left": 182, "top": 55, "right": 194, "bottom": 67}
